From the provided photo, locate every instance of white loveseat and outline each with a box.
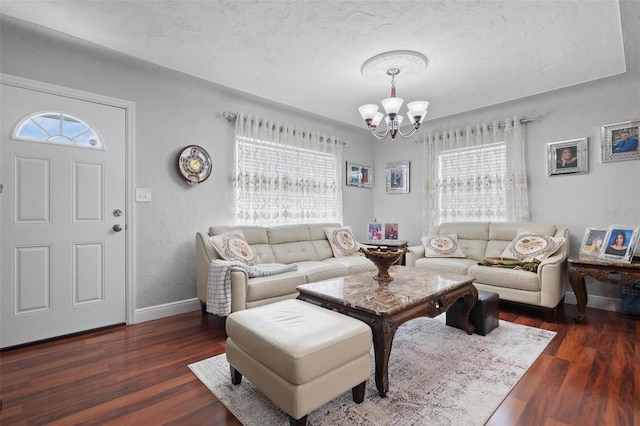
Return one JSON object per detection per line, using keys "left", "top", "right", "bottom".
{"left": 195, "top": 223, "right": 372, "bottom": 315}
{"left": 405, "top": 221, "right": 569, "bottom": 322}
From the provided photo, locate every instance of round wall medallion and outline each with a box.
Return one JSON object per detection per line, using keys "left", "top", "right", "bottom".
{"left": 176, "top": 145, "right": 212, "bottom": 185}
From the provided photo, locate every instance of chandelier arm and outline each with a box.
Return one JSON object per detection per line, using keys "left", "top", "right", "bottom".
{"left": 370, "top": 128, "right": 390, "bottom": 140}
{"left": 397, "top": 124, "right": 421, "bottom": 139}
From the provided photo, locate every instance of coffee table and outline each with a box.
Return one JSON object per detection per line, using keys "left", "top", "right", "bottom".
{"left": 297, "top": 266, "right": 477, "bottom": 397}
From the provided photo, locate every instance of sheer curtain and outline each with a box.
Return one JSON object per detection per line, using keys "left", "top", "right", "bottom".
{"left": 233, "top": 113, "right": 344, "bottom": 226}
{"left": 422, "top": 117, "right": 529, "bottom": 235}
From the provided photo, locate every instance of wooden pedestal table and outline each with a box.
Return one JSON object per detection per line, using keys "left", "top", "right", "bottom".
{"left": 567, "top": 254, "right": 640, "bottom": 323}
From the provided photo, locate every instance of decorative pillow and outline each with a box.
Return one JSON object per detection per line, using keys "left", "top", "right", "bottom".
{"left": 500, "top": 231, "right": 565, "bottom": 262}
{"left": 421, "top": 234, "right": 466, "bottom": 258}
{"left": 208, "top": 230, "right": 257, "bottom": 265}
{"left": 324, "top": 226, "right": 359, "bottom": 257}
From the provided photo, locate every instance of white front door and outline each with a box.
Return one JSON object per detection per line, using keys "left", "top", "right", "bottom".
{"left": 1, "top": 82, "right": 127, "bottom": 348}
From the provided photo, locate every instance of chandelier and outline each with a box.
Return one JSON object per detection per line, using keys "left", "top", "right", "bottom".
{"left": 357, "top": 51, "right": 429, "bottom": 141}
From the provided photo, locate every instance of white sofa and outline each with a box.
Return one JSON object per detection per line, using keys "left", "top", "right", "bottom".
{"left": 195, "top": 223, "right": 373, "bottom": 314}
{"left": 405, "top": 221, "right": 569, "bottom": 322}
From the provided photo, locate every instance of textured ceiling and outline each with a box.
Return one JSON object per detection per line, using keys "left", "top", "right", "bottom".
{"left": 0, "top": 1, "right": 627, "bottom": 128}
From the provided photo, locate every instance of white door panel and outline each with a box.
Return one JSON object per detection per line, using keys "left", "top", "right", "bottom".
{"left": 1, "top": 83, "right": 126, "bottom": 348}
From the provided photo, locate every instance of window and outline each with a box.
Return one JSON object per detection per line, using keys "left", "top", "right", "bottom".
{"left": 437, "top": 142, "right": 507, "bottom": 223}
{"left": 233, "top": 113, "right": 343, "bottom": 226}
{"left": 422, "top": 118, "right": 529, "bottom": 234}
{"left": 14, "top": 112, "right": 102, "bottom": 148}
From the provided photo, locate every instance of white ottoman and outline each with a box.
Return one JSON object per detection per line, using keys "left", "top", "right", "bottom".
{"left": 226, "top": 299, "right": 373, "bottom": 426}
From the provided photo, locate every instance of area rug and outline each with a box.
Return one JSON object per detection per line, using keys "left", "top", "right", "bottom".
{"left": 189, "top": 316, "right": 555, "bottom": 425}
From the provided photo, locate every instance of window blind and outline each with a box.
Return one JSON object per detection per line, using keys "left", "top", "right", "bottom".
{"left": 437, "top": 142, "right": 507, "bottom": 222}
{"left": 235, "top": 136, "right": 341, "bottom": 225}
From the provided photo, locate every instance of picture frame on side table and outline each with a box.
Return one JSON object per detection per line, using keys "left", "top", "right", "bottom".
{"left": 367, "top": 222, "right": 383, "bottom": 241}
{"left": 547, "top": 137, "right": 588, "bottom": 176}
{"left": 579, "top": 227, "right": 608, "bottom": 256}
{"left": 601, "top": 119, "right": 640, "bottom": 163}
{"left": 600, "top": 225, "right": 639, "bottom": 263}
{"left": 384, "top": 223, "right": 399, "bottom": 240}
{"left": 385, "top": 161, "right": 410, "bottom": 193}
{"left": 346, "top": 161, "right": 373, "bottom": 188}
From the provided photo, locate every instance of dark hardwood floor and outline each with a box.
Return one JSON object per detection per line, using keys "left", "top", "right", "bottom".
{"left": 1, "top": 303, "right": 637, "bottom": 425}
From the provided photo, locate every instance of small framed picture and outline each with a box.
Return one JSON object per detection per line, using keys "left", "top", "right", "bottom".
{"left": 601, "top": 119, "right": 640, "bottom": 163}
{"left": 600, "top": 225, "right": 639, "bottom": 263}
{"left": 385, "top": 161, "right": 410, "bottom": 193}
{"left": 384, "top": 223, "right": 399, "bottom": 240}
{"left": 346, "top": 161, "right": 373, "bottom": 188}
{"left": 579, "top": 227, "right": 607, "bottom": 256}
{"left": 547, "top": 137, "right": 588, "bottom": 176}
{"left": 367, "top": 222, "right": 383, "bottom": 241}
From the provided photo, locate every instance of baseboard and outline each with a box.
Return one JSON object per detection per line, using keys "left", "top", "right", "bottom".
{"left": 564, "top": 292, "right": 621, "bottom": 313}
{"left": 131, "top": 293, "right": 621, "bottom": 324}
{"left": 134, "top": 298, "right": 201, "bottom": 324}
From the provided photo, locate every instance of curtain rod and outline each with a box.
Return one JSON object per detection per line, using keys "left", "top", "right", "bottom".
{"left": 519, "top": 117, "right": 538, "bottom": 125}
{"left": 222, "top": 111, "right": 237, "bottom": 122}
{"left": 415, "top": 116, "right": 540, "bottom": 143}
{"left": 220, "top": 111, "right": 349, "bottom": 147}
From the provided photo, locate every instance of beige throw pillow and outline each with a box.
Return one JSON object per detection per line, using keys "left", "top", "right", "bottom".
{"left": 422, "top": 234, "right": 466, "bottom": 258}
{"left": 500, "top": 231, "right": 565, "bottom": 262}
{"left": 324, "top": 226, "right": 359, "bottom": 257}
{"left": 208, "top": 230, "right": 257, "bottom": 265}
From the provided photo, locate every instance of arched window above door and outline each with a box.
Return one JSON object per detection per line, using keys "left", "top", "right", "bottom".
{"left": 14, "top": 112, "right": 103, "bottom": 149}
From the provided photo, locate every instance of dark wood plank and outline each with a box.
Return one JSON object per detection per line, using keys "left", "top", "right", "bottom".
{"left": 1, "top": 304, "right": 637, "bottom": 425}
{"left": 488, "top": 303, "right": 638, "bottom": 426}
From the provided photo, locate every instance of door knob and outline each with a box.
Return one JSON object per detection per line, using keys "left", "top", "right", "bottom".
{"left": 113, "top": 224, "right": 123, "bottom": 232}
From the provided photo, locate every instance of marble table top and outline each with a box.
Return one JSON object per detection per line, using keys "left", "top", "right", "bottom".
{"left": 297, "top": 266, "right": 475, "bottom": 316}
{"left": 568, "top": 253, "right": 640, "bottom": 269}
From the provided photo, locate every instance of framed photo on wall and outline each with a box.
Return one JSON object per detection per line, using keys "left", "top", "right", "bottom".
{"left": 601, "top": 119, "right": 640, "bottom": 163}
{"left": 600, "top": 225, "right": 639, "bottom": 263}
{"left": 547, "top": 137, "right": 588, "bottom": 176}
{"left": 346, "top": 161, "right": 373, "bottom": 188}
{"left": 385, "top": 161, "right": 410, "bottom": 193}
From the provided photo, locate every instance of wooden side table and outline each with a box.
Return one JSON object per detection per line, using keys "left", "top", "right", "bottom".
{"left": 567, "top": 254, "right": 640, "bottom": 323}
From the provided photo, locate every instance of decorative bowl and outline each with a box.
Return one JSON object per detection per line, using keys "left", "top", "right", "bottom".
{"left": 359, "top": 247, "right": 409, "bottom": 282}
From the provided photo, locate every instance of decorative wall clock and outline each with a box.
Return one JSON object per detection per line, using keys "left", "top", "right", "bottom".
{"left": 176, "top": 145, "right": 212, "bottom": 185}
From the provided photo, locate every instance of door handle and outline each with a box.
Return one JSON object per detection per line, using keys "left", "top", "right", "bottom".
{"left": 113, "top": 224, "right": 123, "bottom": 232}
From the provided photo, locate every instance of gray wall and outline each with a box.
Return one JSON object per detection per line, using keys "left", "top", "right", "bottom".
{"left": 0, "top": 16, "right": 374, "bottom": 311}
{"left": 374, "top": 0, "right": 640, "bottom": 303}
{"left": 1, "top": 0, "right": 639, "bottom": 315}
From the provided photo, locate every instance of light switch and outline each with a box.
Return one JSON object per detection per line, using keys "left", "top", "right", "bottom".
{"left": 136, "top": 188, "right": 152, "bottom": 202}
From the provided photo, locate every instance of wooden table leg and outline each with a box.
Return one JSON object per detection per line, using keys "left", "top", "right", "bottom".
{"left": 369, "top": 318, "right": 399, "bottom": 398}
{"left": 458, "top": 285, "right": 477, "bottom": 335}
{"left": 568, "top": 266, "right": 588, "bottom": 323}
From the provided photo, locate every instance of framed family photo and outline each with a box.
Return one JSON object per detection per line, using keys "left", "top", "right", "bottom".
{"left": 346, "top": 161, "right": 373, "bottom": 188}
{"left": 579, "top": 227, "right": 608, "bottom": 256}
{"left": 367, "top": 222, "right": 384, "bottom": 241}
{"left": 601, "top": 119, "right": 640, "bottom": 163}
{"left": 385, "top": 161, "right": 410, "bottom": 193}
{"left": 366, "top": 222, "right": 400, "bottom": 241}
{"left": 600, "top": 225, "right": 639, "bottom": 263}
{"left": 547, "top": 137, "right": 588, "bottom": 176}
{"left": 384, "top": 223, "right": 399, "bottom": 240}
